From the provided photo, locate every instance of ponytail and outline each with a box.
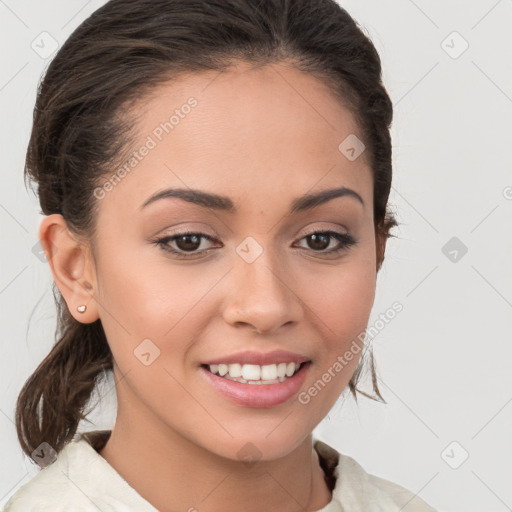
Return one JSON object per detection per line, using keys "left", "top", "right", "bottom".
{"left": 15, "top": 288, "right": 112, "bottom": 458}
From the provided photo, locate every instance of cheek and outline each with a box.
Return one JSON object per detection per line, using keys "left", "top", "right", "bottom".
{"left": 95, "top": 253, "right": 227, "bottom": 374}
{"left": 297, "top": 257, "right": 376, "bottom": 408}
{"left": 98, "top": 253, "right": 209, "bottom": 330}
{"left": 304, "top": 257, "right": 376, "bottom": 346}
{"left": 95, "top": 261, "right": 211, "bottom": 406}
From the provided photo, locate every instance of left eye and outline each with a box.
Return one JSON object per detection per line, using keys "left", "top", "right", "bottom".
{"left": 294, "top": 230, "right": 357, "bottom": 253}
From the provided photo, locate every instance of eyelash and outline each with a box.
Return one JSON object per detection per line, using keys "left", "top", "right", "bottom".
{"left": 151, "top": 229, "right": 357, "bottom": 259}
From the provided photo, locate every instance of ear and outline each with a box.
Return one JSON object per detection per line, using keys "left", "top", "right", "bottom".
{"left": 38, "top": 214, "right": 99, "bottom": 324}
{"left": 375, "top": 228, "right": 388, "bottom": 273}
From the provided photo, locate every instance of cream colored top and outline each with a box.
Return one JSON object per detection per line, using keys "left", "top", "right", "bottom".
{"left": 4, "top": 431, "right": 436, "bottom": 511}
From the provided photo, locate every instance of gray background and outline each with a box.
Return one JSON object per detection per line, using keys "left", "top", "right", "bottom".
{"left": 1, "top": 1, "right": 511, "bottom": 510}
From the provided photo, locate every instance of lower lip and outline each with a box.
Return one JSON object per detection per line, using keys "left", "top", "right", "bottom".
{"left": 200, "top": 363, "right": 311, "bottom": 408}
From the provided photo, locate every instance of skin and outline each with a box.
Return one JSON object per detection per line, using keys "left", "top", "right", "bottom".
{"left": 40, "top": 60, "right": 387, "bottom": 511}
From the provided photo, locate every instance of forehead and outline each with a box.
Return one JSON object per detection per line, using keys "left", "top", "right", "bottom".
{"left": 99, "top": 61, "right": 372, "bottom": 217}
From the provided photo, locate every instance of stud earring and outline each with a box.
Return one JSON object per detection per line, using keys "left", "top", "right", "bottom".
{"left": 77, "top": 305, "right": 87, "bottom": 313}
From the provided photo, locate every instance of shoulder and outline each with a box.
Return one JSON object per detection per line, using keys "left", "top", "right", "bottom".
{"left": 3, "top": 440, "right": 102, "bottom": 511}
{"left": 314, "top": 439, "right": 437, "bottom": 512}
{"left": 3, "top": 434, "right": 157, "bottom": 511}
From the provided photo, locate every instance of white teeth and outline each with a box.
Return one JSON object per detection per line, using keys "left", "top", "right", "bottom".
{"left": 241, "top": 364, "right": 260, "bottom": 380}
{"left": 276, "top": 362, "right": 287, "bottom": 378}
{"left": 261, "top": 364, "right": 277, "bottom": 380}
{"left": 228, "top": 363, "right": 242, "bottom": 378}
{"left": 206, "top": 361, "right": 304, "bottom": 383}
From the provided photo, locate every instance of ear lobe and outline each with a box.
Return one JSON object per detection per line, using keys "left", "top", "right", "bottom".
{"left": 38, "top": 214, "right": 99, "bottom": 323}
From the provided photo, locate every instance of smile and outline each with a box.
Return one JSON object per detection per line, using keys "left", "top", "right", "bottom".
{"left": 204, "top": 362, "right": 303, "bottom": 384}
{"left": 200, "top": 361, "right": 311, "bottom": 408}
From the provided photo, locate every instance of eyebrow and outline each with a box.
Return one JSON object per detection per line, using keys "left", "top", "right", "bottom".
{"left": 140, "top": 185, "right": 364, "bottom": 213}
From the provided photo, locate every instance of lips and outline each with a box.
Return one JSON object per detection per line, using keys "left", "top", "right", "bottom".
{"left": 199, "top": 350, "right": 312, "bottom": 407}
{"left": 200, "top": 361, "right": 310, "bottom": 407}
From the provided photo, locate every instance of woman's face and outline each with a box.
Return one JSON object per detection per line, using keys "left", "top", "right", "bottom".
{"left": 89, "top": 61, "right": 380, "bottom": 461}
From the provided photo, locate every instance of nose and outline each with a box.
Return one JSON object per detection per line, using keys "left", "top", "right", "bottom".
{"left": 222, "top": 247, "right": 303, "bottom": 335}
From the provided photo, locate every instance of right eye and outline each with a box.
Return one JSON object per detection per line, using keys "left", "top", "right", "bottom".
{"left": 152, "top": 231, "right": 219, "bottom": 259}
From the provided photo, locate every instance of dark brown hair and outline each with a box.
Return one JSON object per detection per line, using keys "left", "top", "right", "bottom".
{"left": 17, "top": 0, "right": 398, "bottom": 459}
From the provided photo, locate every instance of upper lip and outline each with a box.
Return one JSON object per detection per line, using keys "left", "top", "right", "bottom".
{"left": 202, "top": 350, "right": 311, "bottom": 366}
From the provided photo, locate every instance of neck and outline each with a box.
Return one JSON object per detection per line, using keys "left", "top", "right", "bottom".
{"left": 98, "top": 415, "right": 332, "bottom": 512}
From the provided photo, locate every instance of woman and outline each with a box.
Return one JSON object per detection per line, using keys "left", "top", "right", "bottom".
{"left": 5, "top": 0, "right": 436, "bottom": 510}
